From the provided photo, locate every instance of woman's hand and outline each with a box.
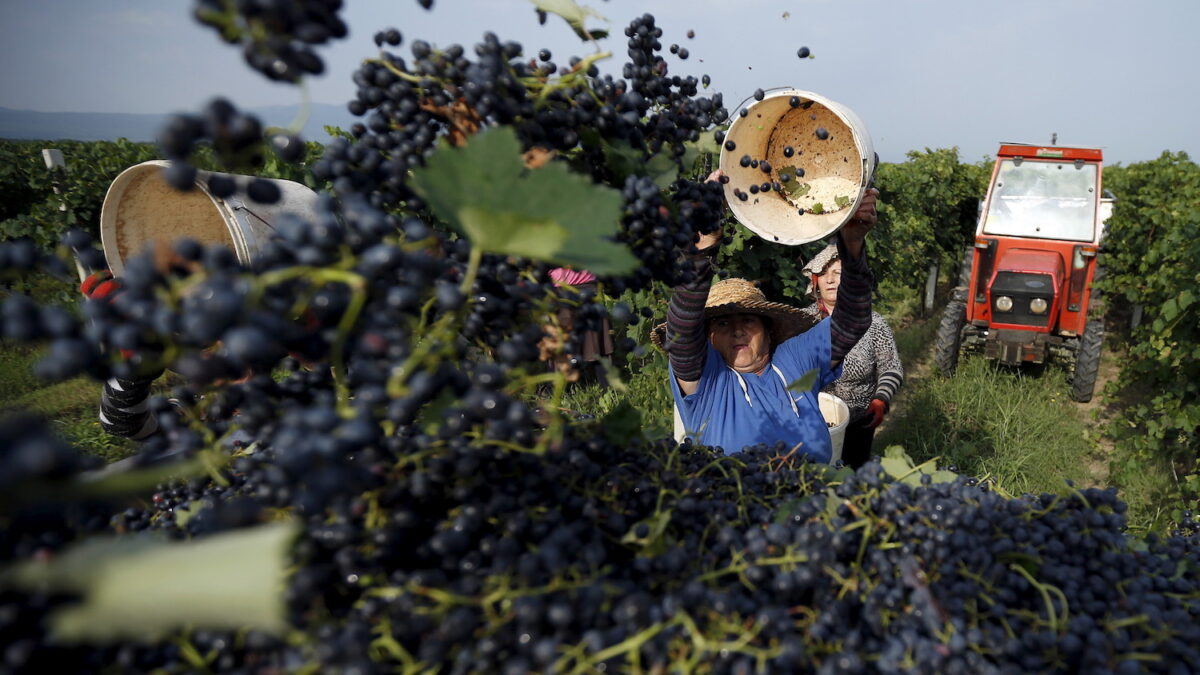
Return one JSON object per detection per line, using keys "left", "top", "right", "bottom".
{"left": 864, "top": 397, "right": 887, "bottom": 428}
{"left": 839, "top": 187, "right": 879, "bottom": 260}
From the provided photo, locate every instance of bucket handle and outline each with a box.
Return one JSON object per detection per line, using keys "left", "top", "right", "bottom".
{"left": 226, "top": 199, "right": 278, "bottom": 233}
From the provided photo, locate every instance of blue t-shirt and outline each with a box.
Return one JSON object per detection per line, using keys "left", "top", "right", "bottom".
{"left": 669, "top": 318, "right": 842, "bottom": 462}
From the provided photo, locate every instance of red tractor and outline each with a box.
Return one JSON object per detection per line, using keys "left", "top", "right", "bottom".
{"left": 935, "top": 143, "right": 1108, "bottom": 402}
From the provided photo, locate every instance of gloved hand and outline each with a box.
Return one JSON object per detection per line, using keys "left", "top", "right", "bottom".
{"left": 864, "top": 398, "right": 888, "bottom": 428}
{"left": 81, "top": 269, "right": 136, "bottom": 360}
{"left": 81, "top": 270, "right": 166, "bottom": 376}
{"left": 80, "top": 270, "right": 122, "bottom": 301}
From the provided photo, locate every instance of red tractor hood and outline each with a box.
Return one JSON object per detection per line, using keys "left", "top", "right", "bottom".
{"left": 995, "top": 248, "right": 1065, "bottom": 282}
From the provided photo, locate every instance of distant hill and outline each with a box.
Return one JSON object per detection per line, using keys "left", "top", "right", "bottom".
{"left": 0, "top": 104, "right": 358, "bottom": 144}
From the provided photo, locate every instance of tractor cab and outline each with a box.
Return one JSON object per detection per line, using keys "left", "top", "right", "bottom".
{"left": 936, "top": 144, "right": 1107, "bottom": 402}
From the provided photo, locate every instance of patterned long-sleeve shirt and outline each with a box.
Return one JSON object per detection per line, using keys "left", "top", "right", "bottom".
{"left": 799, "top": 305, "right": 904, "bottom": 421}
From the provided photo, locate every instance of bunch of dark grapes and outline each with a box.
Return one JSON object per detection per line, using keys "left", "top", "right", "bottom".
{"left": 4, "top": 3, "right": 1200, "bottom": 674}
{"left": 6, "top": 404, "right": 1200, "bottom": 673}
{"left": 611, "top": 175, "right": 727, "bottom": 291}
{"left": 192, "top": 0, "right": 348, "bottom": 83}
{"left": 621, "top": 13, "right": 724, "bottom": 157}
{"left": 157, "top": 97, "right": 305, "bottom": 198}
{"left": 317, "top": 15, "right": 726, "bottom": 290}
{"left": 0, "top": 236, "right": 77, "bottom": 282}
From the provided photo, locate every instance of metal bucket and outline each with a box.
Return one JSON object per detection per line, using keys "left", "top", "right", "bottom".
{"left": 719, "top": 89, "right": 875, "bottom": 246}
{"left": 99, "top": 160, "right": 321, "bottom": 275}
{"left": 818, "top": 392, "right": 850, "bottom": 464}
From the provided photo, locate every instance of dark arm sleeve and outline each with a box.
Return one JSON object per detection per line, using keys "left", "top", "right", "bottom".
{"left": 830, "top": 236, "right": 875, "bottom": 365}
{"left": 872, "top": 318, "right": 904, "bottom": 407}
{"left": 99, "top": 375, "right": 159, "bottom": 441}
{"left": 665, "top": 253, "right": 715, "bottom": 382}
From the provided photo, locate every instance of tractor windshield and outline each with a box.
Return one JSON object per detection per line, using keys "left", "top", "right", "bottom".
{"left": 982, "top": 159, "right": 1098, "bottom": 242}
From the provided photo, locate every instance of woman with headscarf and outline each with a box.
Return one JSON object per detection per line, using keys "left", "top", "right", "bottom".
{"left": 799, "top": 243, "right": 904, "bottom": 468}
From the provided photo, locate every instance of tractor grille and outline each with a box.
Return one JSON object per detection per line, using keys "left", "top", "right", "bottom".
{"left": 991, "top": 272, "right": 1054, "bottom": 327}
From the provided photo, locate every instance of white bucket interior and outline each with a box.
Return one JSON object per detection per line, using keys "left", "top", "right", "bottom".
{"left": 719, "top": 90, "right": 874, "bottom": 246}
{"left": 99, "top": 160, "right": 320, "bottom": 275}
{"left": 101, "top": 162, "right": 234, "bottom": 275}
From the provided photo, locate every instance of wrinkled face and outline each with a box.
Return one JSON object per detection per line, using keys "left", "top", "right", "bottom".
{"left": 708, "top": 313, "right": 771, "bottom": 374}
{"left": 818, "top": 259, "right": 842, "bottom": 306}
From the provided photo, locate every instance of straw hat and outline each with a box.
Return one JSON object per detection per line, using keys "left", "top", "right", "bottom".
{"left": 651, "top": 278, "right": 817, "bottom": 349}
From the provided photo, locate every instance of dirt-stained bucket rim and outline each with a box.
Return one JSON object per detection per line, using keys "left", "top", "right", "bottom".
{"left": 718, "top": 89, "right": 874, "bottom": 246}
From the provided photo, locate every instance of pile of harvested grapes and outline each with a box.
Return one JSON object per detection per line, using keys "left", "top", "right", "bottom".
{"left": 1, "top": 2, "right": 1198, "bottom": 673}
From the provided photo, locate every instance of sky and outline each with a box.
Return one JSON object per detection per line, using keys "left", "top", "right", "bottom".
{"left": 0, "top": 0, "right": 1195, "bottom": 165}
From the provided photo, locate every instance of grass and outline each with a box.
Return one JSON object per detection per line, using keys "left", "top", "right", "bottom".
{"left": 1, "top": 340, "right": 137, "bottom": 464}
{"left": 3, "top": 273, "right": 143, "bottom": 463}
{"left": 1107, "top": 447, "right": 1187, "bottom": 534}
{"left": 559, "top": 350, "right": 674, "bottom": 440}
{"left": 876, "top": 356, "right": 1095, "bottom": 496}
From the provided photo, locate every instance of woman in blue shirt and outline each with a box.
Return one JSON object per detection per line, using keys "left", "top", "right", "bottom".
{"left": 656, "top": 174, "right": 878, "bottom": 461}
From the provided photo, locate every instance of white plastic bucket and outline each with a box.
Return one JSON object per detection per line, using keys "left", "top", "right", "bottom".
{"left": 819, "top": 392, "right": 850, "bottom": 464}
{"left": 718, "top": 89, "right": 875, "bottom": 246}
{"left": 99, "top": 160, "right": 321, "bottom": 275}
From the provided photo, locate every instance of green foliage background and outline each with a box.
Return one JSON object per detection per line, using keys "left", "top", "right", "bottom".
{"left": 0, "top": 138, "right": 325, "bottom": 249}
{"left": 1095, "top": 152, "right": 1200, "bottom": 475}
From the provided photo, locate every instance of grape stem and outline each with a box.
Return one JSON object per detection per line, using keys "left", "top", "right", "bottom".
{"left": 1008, "top": 563, "right": 1068, "bottom": 633}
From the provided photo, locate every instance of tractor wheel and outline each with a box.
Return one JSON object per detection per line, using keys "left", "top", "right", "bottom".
{"left": 934, "top": 297, "right": 967, "bottom": 376}
{"left": 1070, "top": 317, "right": 1105, "bottom": 402}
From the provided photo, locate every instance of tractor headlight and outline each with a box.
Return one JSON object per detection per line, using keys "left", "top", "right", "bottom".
{"left": 995, "top": 296, "right": 1014, "bottom": 312}
{"left": 1030, "top": 298, "right": 1048, "bottom": 314}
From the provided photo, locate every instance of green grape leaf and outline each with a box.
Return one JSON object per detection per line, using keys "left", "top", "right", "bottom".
{"left": 646, "top": 153, "right": 680, "bottom": 189}
{"left": 810, "top": 203, "right": 825, "bottom": 215}
{"left": 681, "top": 130, "right": 723, "bottom": 174}
{"left": 787, "top": 368, "right": 819, "bottom": 394}
{"left": 411, "top": 127, "right": 637, "bottom": 275}
{"left": 880, "top": 455, "right": 913, "bottom": 481}
{"left": 598, "top": 137, "right": 640, "bottom": 183}
{"left": 599, "top": 139, "right": 684, "bottom": 187}
{"left": 814, "top": 464, "right": 856, "bottom": 483}
{"left": 929, "top": 469, "right": 959, "bottom": 484}
{"left": 458, "top": 207, "right": 567, "bottom": 261}
{"left": 601, "top": 399, "right": 644, "bottom": 446}
{"left": 687, "top": 129, "right": 723, "bottom": 157}
{"left": 780, "top": 166, "right": 809, "bottom": 197}
{"left": 530, "top": 0, "right": 609, "bottom": 40}
{"left": 835, "top": 195, "right": 850, "bottom": 209}
{"left": 1177, "top": 289, "right": 1195, "bottom": 310}
{"left": 880, "top": 446, "right": 916, "bottom": 481}
{"left": 1162, "top": 298, "right": 1179, "bottom": 322}
{"left": 4, "top": 521, "right": 298, "bottom": 642}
